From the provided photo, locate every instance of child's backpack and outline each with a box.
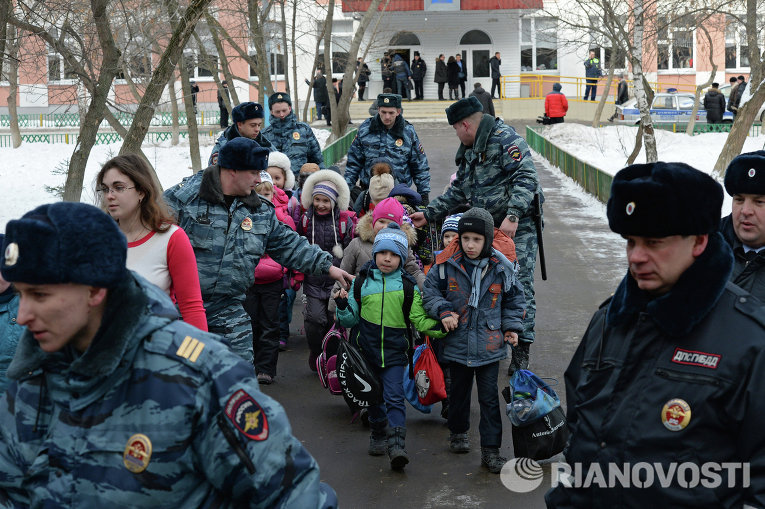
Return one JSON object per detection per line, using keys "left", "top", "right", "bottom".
{"left": 316, "top": 325, "right": 347, "bottom": 395}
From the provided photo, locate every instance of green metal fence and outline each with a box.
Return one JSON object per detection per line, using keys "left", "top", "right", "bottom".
{"left": 526, "top": 126, "right": 613, "bottom": 203}
{"left": 0, "top": 110, "right": 223, "bottom": 129}
{"left": 651, "top": 122, "right": 762, "bottom": 136}
{"left": 322, "top": 127, "right": 357, "bottom": 166}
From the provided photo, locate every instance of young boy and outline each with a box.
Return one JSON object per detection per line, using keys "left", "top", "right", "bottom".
{"left": 423, "top": 207, "right": 526, "bottom": 474}
{"left": 334, "top": 223, "right": 453, "bottom": 470}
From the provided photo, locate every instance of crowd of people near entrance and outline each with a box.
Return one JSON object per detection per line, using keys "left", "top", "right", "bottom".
{"left": 3, "top": 81, "right": 765, "bottom": 506}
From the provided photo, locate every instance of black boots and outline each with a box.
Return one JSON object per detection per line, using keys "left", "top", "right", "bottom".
{"left": 387, "top": 427, "right": 409, "bottom": 469}
{"left": 481, "top": 447, "right": 508, "bottom": 474}
{"left": 368, "top": 420, "right": 388, "bottom": 456}
{"left": 508, "top": 341, "right": 531, "bottom": 377}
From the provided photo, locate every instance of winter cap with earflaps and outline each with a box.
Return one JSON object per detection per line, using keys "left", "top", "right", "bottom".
{"left": 373, "top": 223, "right": 409, "bottom": 264}
{"left": 458, "top": 207, "right": 495, "bottom": 258}
{"left": 267, "top": 151, "right": 295, "bottom": 190}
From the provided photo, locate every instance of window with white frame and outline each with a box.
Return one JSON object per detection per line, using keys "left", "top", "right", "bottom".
{"left": 657, "top": 17, "right": 694, "bottom": 70}
{"left": 588, "top": 16, "right": 628, "bottom": 70}
{"left": 317, "top": 19, "right": 352, "bottom": 75}
{"left": 249, "top": 46, "right": 287, "bottom": 79}
{"left": 725, "top": 15, "right": 755, "bottom": 69}
{"left": 184, "top": 22, "right": 217, "bottom": 79}
{"left": 47, "top": 46, "right": 77, "bottom": 82}
{"left": 520, "top": 17, "right": 557, "bottom": 71}
{"left": 117, "top": 39, "right": 152, "bottom": 81}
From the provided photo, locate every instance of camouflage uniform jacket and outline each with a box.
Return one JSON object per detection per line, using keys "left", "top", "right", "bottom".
{"left": 425, "top": 115, "right": 540, "bottom": 227}
{"left": 345, "top": 115, "right": 431, "bottom": 195}
{"left": 261, "top": 113, "right": 324, "bottom": 177}
{"left": 209, "top": 124, "right": 274, "bottom": 166}
{"left": 163, "top": 165, "right": 333, "bottom": 317}
{"left": 0, "top": 273, "right": 337, "bottom": 508}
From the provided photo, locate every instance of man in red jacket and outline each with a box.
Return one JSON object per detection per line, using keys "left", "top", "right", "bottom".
{"left": 544, "top": 83, "right": 568, "bottom": 124}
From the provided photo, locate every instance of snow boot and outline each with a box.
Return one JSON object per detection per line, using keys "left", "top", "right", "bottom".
{"left": 387, "top": 427, "right": 409, "bottom": 469}
{"left": 481, "top": 447, "right": 508, "bottom": 474}
{"left": 449, "top": 433, "right": 470, "bottom": 453}
{"left": 368, "top": 420, "right": 388, "bottom": 456}
{"left": 507, "top": 341, "right": 530, "bottom": 377}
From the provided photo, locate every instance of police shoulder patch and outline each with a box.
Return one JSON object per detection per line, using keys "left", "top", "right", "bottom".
{"left": 225, "top": 389, "right": 269, "bottom": 441}
{"left": 507, "top": 144, "right": 523, "bottom": 162}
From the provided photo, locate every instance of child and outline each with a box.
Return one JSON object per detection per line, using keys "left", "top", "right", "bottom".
{"left": 288, "top": 162, "right": 320, "bottom": 226}
{"left": 353, "top": 158, "right": 395, "bottom": 217}
{"left": 298, "top": 169, "right": 354, "bottom": 369}
{"left": 423, "top": 207, "right": 526, "bottom": 474}
{"left": 244, "top": 172, "right": 294, "bottom": 384}
{"left": 389, "top": 183, "right": 435, "bottom": 267}
{"left": 266, "top": 151, "right": 296, "bottom": 192}
{"left": 334, "top": 223, "right": 450, "bottom": 470}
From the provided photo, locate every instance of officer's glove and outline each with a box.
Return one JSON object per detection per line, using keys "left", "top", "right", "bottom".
{"left": 421, "top": 193, "right": 429, "bottom": 206}
{"left": 334, "top": 297, "right": 349, "bottom": 310}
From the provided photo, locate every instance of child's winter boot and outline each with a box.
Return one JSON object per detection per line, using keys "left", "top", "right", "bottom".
{"left": 387, "top": 427, "right": 409, "bottom": 469}
{"left": 368, "top": 420, "right": 388, "bottom": 456}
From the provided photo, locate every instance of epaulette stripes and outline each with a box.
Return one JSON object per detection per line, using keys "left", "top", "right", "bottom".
{"left": 176, "top": 336, "right": 206, "bottom": 363}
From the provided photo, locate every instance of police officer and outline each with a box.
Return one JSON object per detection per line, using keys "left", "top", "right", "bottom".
{"left": 345, "top": 93, "right": 431, "bottom": 203}
{"left": 721, "top": 150, "right": 765, "bottom": 300}
{"left": 546, "top": 162, "right": 765, "bottom": 507}
{"left": 209, "top": 101, "right": 273, "bottom": 166}
{"left": 411, "top": 96, "right": 541, "bottom": 375}
{"left": 0, "top": 202, "right": 337, "bottom": 508}
{"left": 261, "top": 92, "right": 325, "bottom": 179}
{"left": 164, "top": 137, "right": 353, "bottom": 364}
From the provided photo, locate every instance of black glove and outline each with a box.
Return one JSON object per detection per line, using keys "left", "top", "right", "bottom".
{"left": 421, "top": 193, "right": 429, "bottom": 206}
{"left": 334, "top": 296, "right": 349, "bottom": 310}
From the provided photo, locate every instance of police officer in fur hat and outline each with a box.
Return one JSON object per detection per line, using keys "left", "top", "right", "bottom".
{"left": 164, "top": 137, "right": 353, "bottom": 364}
{"left": 546, "top": 162, "right": 765, "bottom": 507}
{"left": 0, "top": 202, "right": 338, "bottom": 508}
{"left": 209, "top": 101, "right": 273, "bottom": 166}
{"left": 721, "top": 150, "right": 765, "bottom": 300}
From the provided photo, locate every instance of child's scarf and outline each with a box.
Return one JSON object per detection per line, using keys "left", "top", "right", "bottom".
{"left": 463, "top": 256, "right": 489, "bottom": 309}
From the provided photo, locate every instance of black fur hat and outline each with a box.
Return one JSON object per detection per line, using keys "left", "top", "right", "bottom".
{"left": 723, "top": 150, "right": 765, "bottom": 196}
{"left": 268, "top": 92, "right": 292, "bottom": 109}
{"left": 2, "top": 203, "right": 127, "bottom": 288}
{"left": 218, "top": 137, "right": 270, "bottom": 171}
{"left": 445, "top": 96, "right": 483, "bottom": 125}
{"left": 231, "top": 102, "right": 265, "bottom": 123}
{"left": 607, "top": 162, "right": 722, "bottom": 237}
{"left": 377, "top": 94, "right": 402, "bottom": 108}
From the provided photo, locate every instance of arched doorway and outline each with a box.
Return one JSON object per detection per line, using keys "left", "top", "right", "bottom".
{"left": 459, "top": 30, "right": 492, "bottom": 88}
{"left": 388, "top": 32, "right": 421, "bottom": 97}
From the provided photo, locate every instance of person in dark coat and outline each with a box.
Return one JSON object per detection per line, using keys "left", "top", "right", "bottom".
{"left": 544, "top": 82, "right": 568, "bottom": 124}
{"left": 489, "top": 52, "right": 501, "bottom": 99}
{"left": 455, "top": 54, "right": 467, "bottom": 98}
{"left": 469, "top": 82, "right": 495, "bottom": 117}
{"left": 306, "top": 70, "right": 329, "bottom": 121}
{"left": 381, "top": 52, "right": 394, "bottom": 92}
{"left": 189, "top": 80, "right": 200, "bottom": 113}
{"left": 411, "top": 51, "right": 427, "bottom": 100}
{"left": 217, "top": 80, "right": 230, "bottom": 128}
{"left": 721, "top": 151, "right": 765, "bottom": 301}
{"left": 546, "top": 161, "right": 765, "bottom": 508}
{"left": 729, "top": 75, "right": 748, "bottom": 116}
{"left": 608, "top": 72, "right": 629, "bottom": 122}
{"left": 392, "top": 54, "right": 412, "bottom": 101}
{"left": 356, "top": 57, "right": 371, "bottom": 101}
{"left": 434, "top": 54, "right": 448, "bottom": 101}
{"left": 703, "top": 82, "right": 726, "bottom": 124}
{"left": 446, "top": 56, "right": 461, "bottom": 100}
{"left": 583, "top": 50, "right": 601, "bottom": 101}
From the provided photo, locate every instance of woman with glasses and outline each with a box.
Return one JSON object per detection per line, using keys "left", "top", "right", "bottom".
{"left": 96, "top": 154, "right": 208, "bottom": 331}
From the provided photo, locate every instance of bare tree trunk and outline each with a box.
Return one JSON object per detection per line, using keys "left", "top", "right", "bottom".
{"left": 120, "top": 59, "right": 144, "bottom": 104}
{"left": 626, "top": 124, "right": 643, "bottom": 165}
{"left": 630, "top": 0, "right": 657, "bottom": 163}
{"left": 6, "top": 33, "right": 21, "bottom": 148}
{"left": 205, "top": 11, "right": 239, "bottom": 106}
{"left": 592, "top": 65, "right": 615, "bottom": 127}
{"left": 280, "top": 0, "right": 290, "bottom": 96}
{"left": 168, "top": 72, "right": 180, "bottom": 145}
{"left": 121, "top": 0, "right": 213, "bottom": 154}
{"left": 686, "top": 26, "right": 716, "bottom": 135}
{"left": 63, "top": 0, "right": 122, "bottom": 202}
{"left": 303, "top": 18, "right": 327, "bottom": 122}
{"left": 248, "top": 0, "right": 276, "bottom": 101}
{"left": 178, "top": 50, "right": 201, "bottom": 172}
{"left": 323, "top": 0, "right": 335, "bottom": 136}
{"left": 290, "top": 0, "right": 299, "bottom": 119}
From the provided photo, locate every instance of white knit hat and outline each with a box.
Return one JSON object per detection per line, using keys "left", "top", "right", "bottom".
{"left": 267, "top": 151, "right": 295, "bottom": 190}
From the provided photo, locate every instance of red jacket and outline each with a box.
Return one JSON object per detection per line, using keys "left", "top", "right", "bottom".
{"left": 254, "top": 187, "right": 299, "bottom": 285}
{"left": 545, "top": 92, "right": 568, "bottom": 118}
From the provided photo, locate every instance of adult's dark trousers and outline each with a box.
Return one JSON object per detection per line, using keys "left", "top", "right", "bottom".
{"left": 491, "top": 78, "right": 501, "bottom": 98}
{"left": 437, "top": 82, "right": 446, "bottom": 100}
{"left": 278, "top": 287, "right": 296, "bottom": 341}
{"left": 358, "top": 84, "right": 367, "bottom": 100}
{"left": 708, "top": 114, "right": 723, "bottom": 124}
{"left": 544, "top": 116, "right": 564, "bottom": 124}
{"left": 397, "top": 78, "right": 411, "bottom": 100}
{"left": 315, "top": 101, "right": 326, "bottom": 120}
{"left": 244, "top": 280, "right": 283, "bottom": 377}
{"left": 459, "top": 81, "right": 466, "bottom": 98}
{"left": 383, "top": 76, "right": 395, "bottom": 92}
{"left": 368, "top": 364, "right": 407, "bottom": 428}
{"left": 413, "top": 79, "right": 424, "bottom": 100}
{"left": 448, "top": 361, "right": 502, "bottom": 448}
{"left": 219, "top": 107, "right": 229, "bottom": 128}
{"left": 584, "top": 79, "right": 597, "bottom": 101}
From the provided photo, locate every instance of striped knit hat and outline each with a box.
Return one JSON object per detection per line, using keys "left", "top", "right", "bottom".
{"left": 312, "top": 180, "right": 339, "bottom": 204}
{"left": 441, "top": 213, "right": 462, "bottom": 241}
{"left": 373, "top": 223, "right": 409, "bottom": 263}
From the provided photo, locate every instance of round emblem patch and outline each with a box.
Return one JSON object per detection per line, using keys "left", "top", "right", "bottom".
{"left": 626, "top": 202, "right": 636, "bottom": 215}
{"left": 383, "top": 97, "right": 390, "bottom": 104}
{"left": 661, "top": 398, "right": 691, "bottom": 431}
{"left": 241, "top": 217, "right": 253, "bottom": 231}
{"left": 3, "top": 243, "right": 19, "bottom": 267}
{"left": 123, "top": 433, "right": 152, "bottom": 473}
{"left": 293, "top": 131, "right": 301, "bottom": 140}
{"left": 749, "top": 168, "right": 756, "bottom": 178}
{"left": 395, "top": 139, "right": 403, "bottom": 147}
{"left": 277, "top": 94, "right": 283, "bottom": 99}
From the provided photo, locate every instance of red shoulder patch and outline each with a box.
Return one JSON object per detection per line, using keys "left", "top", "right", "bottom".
{"left": 225, "top": 389, "right": 269, "bottom": 441}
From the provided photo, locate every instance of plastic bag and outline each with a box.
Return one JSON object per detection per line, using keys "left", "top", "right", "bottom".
{"left": 403, "top": 344, "right": 432, "bottom": 414}
{"left": 505, "top": 369, "right": 561, "bottom": 427}
{"left": 414, "top": 338, "right": 447, "bottom": 405}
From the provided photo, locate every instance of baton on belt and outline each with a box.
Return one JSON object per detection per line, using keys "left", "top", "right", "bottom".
{"left": 532, "top": 193, "right": 547, "bottom": 281}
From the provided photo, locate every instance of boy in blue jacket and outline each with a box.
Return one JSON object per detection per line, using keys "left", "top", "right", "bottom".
{"left": 423, "top": 207, "right": 526, "bottom": 473}
{"left": 335, "top": 223, "right": 453, "bottom": 470}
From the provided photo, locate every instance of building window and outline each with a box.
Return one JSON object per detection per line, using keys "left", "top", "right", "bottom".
{"left": 520, "top": 17, "right": 557, "bottom": 71}
{"left": 250, "top": 49, "right": 286, "bottom": 78}
{"left": 117, "top": 47, "right": 152, "bottom": 81}
{"left": 184, "top": 22, "right": 217, "bottom": 79}
{"left": 460, "top": 30, "right": 491, "bottom": 45}
{"left": 725, "top": 15, "right": 750, "bottom": 69}
{"left": 319, "top": 31, "right": 352, "bottom": 76}
{"left": 657, "top": 20, "right": 694, "bottom": 70}
{"left": 47, "top": 49, "right": 77, "bottom": 82}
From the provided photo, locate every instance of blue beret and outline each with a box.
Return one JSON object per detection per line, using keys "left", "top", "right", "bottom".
{"left": 232, "top": 102, "right": 264, "bottom": 123}
{"left": 377, "top": 94, "right": 402, "bottom": 108}
{"left": 218, "top": 137, "right": 270, "bottom": 171}
{"left": 268, "top": 92, "right": 292, "bottom": 109}
{"left": 388, "top": 183, "right": 422, "bottom": 206}
{"left": 1, "top": 203, "right": 127, "bottom": 288}
{"left": 724, "top": 150, "right": 765, "bottom": 196}
{"left": 607, "top": 162, "right": 722, "bottom": 237}
{"left": 445, "top": 96, "right": 483, "bottom": 125}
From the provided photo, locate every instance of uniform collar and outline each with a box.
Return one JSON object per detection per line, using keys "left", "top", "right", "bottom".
{"left": 370, "top": 114, "right": 405, "bottom": 138}
{"left": 455, "top": 114, "right": 497, "bottom": 164}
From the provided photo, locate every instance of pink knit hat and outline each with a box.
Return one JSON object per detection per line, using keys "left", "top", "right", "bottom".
{"left": 372, "top": 197, "right": 404, "bottom": 226}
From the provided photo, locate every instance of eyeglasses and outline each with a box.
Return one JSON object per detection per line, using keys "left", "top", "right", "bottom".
{"left": 98, "top": 184, "right": 135, "bottom": 195}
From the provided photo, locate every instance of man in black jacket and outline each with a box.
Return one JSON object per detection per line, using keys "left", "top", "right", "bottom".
{"left": 489, "top": 52, "right": 501, "bottom": 99}
{"left": 703, "top": 82, "right": 726, "bottom": 124}
{"left": 306, "top": 69, "right": 329, "bottom": 121}
{"left": 546, "top": 161, "right": 765, "bottom": 508}
{"left": 411, "top": 51, "right": 427, "bottom": 100}
{"left": 721, "top": 151, "right": 765, "bottom": 301}
{"left": 608, "top": 72, "right": 629, "bottom": 122}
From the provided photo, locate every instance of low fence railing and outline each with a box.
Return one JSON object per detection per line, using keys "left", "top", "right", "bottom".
{"left": 0, "top": 110, "right": 224, "bottom": 129}
{"left": 322, "top": 127, "right": 357, "bottom": 167}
